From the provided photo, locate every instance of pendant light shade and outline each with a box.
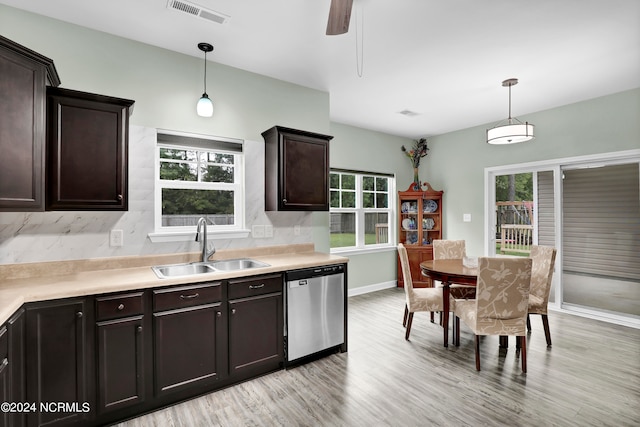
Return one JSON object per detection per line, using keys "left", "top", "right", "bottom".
{"left": 486, "top": 78, "right": 534, "bottom": 145}
{"left": 196, "top": 42, "right": 214, "bottom": 117}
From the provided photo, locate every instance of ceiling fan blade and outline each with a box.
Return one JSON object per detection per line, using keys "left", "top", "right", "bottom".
{"left": 326, "top": 0, "right": 353, "bottom": 35}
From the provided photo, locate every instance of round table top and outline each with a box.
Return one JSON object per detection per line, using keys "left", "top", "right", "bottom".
{"left": 420, "top": 259, "right": 478, "bottom": 285}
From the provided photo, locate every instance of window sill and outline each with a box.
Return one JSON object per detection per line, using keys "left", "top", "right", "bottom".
{"left": 148, "top": 229, "right": 251, "bottom": 243}
{"left": 330, "top": 246, "right": 397, "bottom": 256}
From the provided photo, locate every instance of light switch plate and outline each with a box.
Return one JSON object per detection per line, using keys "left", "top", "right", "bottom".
{"left": 463, "top": 213, "right": 472, "bottom": 222}
{"left": 252, "top": 225, "right": 265, "bottom": 238}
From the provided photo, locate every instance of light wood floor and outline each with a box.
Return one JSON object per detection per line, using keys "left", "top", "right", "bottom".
{"left": 117, "top": 288, "right": 640, "bottom": 426}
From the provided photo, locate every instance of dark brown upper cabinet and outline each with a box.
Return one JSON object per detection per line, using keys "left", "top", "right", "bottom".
{"left": 262, "top": 126, "right": 333, "bottom": 211}
{"left": 0, "top": 35, "right": 60, "bottom": 212}
{"left": 46, "top": 87, "right": 134, "bottom": 211}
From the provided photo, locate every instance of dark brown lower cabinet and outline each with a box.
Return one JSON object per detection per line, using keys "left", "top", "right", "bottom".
{"left": 97, "top": 316, "right": 145, "bottom": 414}
{"left": 26, "top": 299, "right": 93, "bottom": 427}
{"left": 0, "top": 325, "right": 9, "bottom": 427}
{"left": 228, "top": 275, "right": 283, "bottom": 377}
{"left": 8, "top": 308, "right": 26, "bottom": 427}
{"left": 153, "top": 303, "right": 225, "bottom": 397}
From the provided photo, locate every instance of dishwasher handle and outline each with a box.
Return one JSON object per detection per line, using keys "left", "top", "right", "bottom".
{"left": 288, "top": 279, "right": 309, "bottom": 289}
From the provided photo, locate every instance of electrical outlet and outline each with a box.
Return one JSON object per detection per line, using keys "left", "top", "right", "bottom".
{"left": 264, "top": 225, "right": 273, "bottom": 238}
{"left": 463, "top": 213, "right": 472, "bottom": 222}
{"left": 252, "top": 225, "right": 265, "bottom": 238}
{"left": 294, "top": 225, "right": 300, "bottom": 236}
{"left": 110, "top": 229, "right": 124, "bottom": 247}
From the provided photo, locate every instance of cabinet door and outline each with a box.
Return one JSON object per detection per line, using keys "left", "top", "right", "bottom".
{"left": 97, "top": 316, "right": 145, "bottom": 414}
{"left": 46, "top": 87, "right": 134, "bottom": 211}
{"left": 280, "top": 133, "right": 329, "bottom": 210}
{"left": 8, "top": 308, "right": 26, "bottom": 427}
{"left": 0, "top": 36, "right": 58, "bottom": 211}
{"left": 0, "top": 326, "right": 8, "bottom": 427}
{"left": 153, "top": 303, "right": 225, "bottom": 397}
{"left": 229, "top": 293, "right": 283, "bottom": 377}
{"left": 26, "top": 299, "right": 93, "bottom": 427}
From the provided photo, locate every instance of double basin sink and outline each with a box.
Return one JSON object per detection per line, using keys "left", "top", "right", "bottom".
{"left": 152, "top": 258, "right": 270, "bottom": 279}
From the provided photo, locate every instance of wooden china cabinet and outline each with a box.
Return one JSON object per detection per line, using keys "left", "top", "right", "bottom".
{"left": 397, "top": 182, "right": 443, "bottom": 288}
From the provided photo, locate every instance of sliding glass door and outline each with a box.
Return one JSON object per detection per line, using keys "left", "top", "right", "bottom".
{"left": 561, "top": 163, "right": 640, "bottom": 317}
{"left": 485, "top": 150, "right": 640, "bottom": 326}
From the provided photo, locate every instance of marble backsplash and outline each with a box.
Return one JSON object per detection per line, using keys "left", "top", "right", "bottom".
{"left": 0, "top": 126, "right": 314, "bottom": 264}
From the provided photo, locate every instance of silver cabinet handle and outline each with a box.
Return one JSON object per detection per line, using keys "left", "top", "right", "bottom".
{"left": 249, "top": 284, "right": 265, "bottom": 289}
{"left": 180, "top": 293, "right": 199, "bottom": 300}
{"left": 76, "top": 311, "right": 83, "bottom": 318}
{"left": 117, "top": 304, "right": 125, "bottom": 310}
{"left": 231, "top": 308, "right": 236, "bottom": 315}
{"left": 137, "top": 326, "right": 143, "bottom": 333}
{"left": 216, "top": 311, "right": 222, "bottom": 318}
{"left": 117, "top": 194, "right": 123, "bottom": 201}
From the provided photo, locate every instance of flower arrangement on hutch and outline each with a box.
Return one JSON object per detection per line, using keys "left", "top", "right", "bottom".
{"left": 401, "top": 138, "right": 429, "bottom": 190}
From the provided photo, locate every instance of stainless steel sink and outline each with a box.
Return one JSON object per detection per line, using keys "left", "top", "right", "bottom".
{"left": 208, "top": 258, "right": 270, "bottom": 271}
{"left": 151, "top": 262, "right": 215, "bottom": 279}
{"left": 152, "top": 258, "right": 270, "bottom": 279}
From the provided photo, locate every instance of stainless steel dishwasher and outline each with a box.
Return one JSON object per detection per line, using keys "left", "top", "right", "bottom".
{"left": 285, "top": 264, "right": 345, "bottom": 363}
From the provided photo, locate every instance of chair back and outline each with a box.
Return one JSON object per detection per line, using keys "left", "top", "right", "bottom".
{"left": 474, "top": 257, "right": 532, "bottom": 335}
{"left": 529, "top": 245, "right": 557, "bottom": 309}
{"left": 433, "top": 240, "right": 466, "bottom": 259}
{"left": 398, "top": 244, "right": 416, "bottom": 305}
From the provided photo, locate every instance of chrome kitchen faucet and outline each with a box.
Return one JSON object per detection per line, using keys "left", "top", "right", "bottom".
{"left": 196, "top": 217, "right": 216, "bottom": 262}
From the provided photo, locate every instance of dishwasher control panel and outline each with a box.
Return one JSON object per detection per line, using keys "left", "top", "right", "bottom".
{"left": 285, "top": 264, "right": 345, "bottom": 281}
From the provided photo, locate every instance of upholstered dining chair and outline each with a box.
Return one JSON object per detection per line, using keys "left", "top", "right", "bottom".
{"left": 452, "top": 257, "right": 533, "bottom": 373}
{"left": 398, "top": 244, "right": 444, "bottom": 340}
{"left": 527, "top": 245, "right": 557, "bottom": 347}
{"left": 432, "top": 239, "right": 476, "bottom": 300}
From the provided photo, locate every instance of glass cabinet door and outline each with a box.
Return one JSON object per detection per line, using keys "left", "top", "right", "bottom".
{"left": 400, "top": 198, "right": 420, "bottom": 245}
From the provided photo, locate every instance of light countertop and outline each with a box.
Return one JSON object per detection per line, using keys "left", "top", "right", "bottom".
{"left": 0, "top": 244, "right": 348, "bottom": 325}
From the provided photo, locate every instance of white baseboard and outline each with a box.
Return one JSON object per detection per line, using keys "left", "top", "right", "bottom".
{"left": 348, "top": 281, "right": 397, "bottom": 297}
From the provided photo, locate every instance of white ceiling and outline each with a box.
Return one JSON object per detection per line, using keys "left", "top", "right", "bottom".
{"left": 3, "top": 0, "right": 639, "bottom": 138}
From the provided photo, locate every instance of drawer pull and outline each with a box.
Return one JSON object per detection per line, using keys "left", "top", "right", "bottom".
{"left": 216, "top": 311, "right": 222, "bottom": 318}
{"left": 180, "top": 293, "right": 200, "bottom": 300}
{"left": 76, "top": 311, "right": 83, "bottom": 318}
{"left": 117, "top": 304, "right": 125, "bottom": 310}
{"left": 231, "top": 309, "right": 236, "bottom": 315}
{"left": 249, "top": 284, "right": 265, "bottom": 289}
{"left": 137, "top": 326, "right": 143, "bottom": 333}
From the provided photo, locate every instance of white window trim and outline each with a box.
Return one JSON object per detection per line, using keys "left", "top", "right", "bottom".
{"left": 329, "top": 171, "right": 396, "bottom": 254}
{"left": 148, "top": 130, "right": 249, "bottom": 243}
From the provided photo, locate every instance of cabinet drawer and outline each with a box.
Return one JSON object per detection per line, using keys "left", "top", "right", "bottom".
{"left": 96, "top": 292, "right": 144, "bottom": 321}
{"left": 153, "top": 282, "right": 222, "bottom": 312}
{"left": 228, "top": 274, "right": 282, "bottom": 300}
{"left": 0, "top": 326, "right": 7, "bottom": 361}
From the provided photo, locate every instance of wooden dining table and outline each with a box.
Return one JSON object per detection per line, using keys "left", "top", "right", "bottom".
{"left": 419, "top": 259, "right": 477, "bottom": 347}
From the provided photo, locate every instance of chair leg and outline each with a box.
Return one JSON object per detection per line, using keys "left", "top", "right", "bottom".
{"left": 541, "top": 314, "right": 552, "bottom": 347}
{"left": 403, "top": 304, "right": 408, "bottom": 327}
{"left": 520, "top": 336, "right": 527, "bottom": 373}
{"left": 526, "top": 313, "right": 531, "bottom": 331}
{"left": 405, "top": 312, "right": 414, "bottom": 340}
{"left": 475, "top": 335, "right": 481, "bottom": 371}
{"left": 430, "top": 312, "right": 434, "bottom": 323}
{"left": 439, "top": 311, "right": 442, "bottom": 326}
{"left": 454, "top": 316, "right": 460, "bottom": 347}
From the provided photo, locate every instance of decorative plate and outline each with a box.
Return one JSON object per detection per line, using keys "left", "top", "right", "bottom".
{"left": 423, "top": 218, "right": 435, "bottom": 230}
{"left": 423, "top": 199, "right": 438, "bottom": 213}
{"left": 401, "top": 202, "right": 410, "bottom": 213}
{"left": 402, "top": 218, "right": 412, "bottom": 230}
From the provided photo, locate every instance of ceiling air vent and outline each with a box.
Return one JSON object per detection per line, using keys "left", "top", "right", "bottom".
{"left": 166, "top": 0, "right": 230, "bottom": 24}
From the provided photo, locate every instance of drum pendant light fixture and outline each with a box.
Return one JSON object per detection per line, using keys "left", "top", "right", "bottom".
{"left": 486, "top": 78, "right": 534, "bottom": 144}
{"left": 196, "top": 42, "right": 214, "bottom": 117}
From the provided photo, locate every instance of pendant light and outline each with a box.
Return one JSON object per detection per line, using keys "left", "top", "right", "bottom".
{"left": 486, "top": 78, "right": 534, "bottom": 145}
{"left": 196, "top": 42, "right": 214, "bottom": 117}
